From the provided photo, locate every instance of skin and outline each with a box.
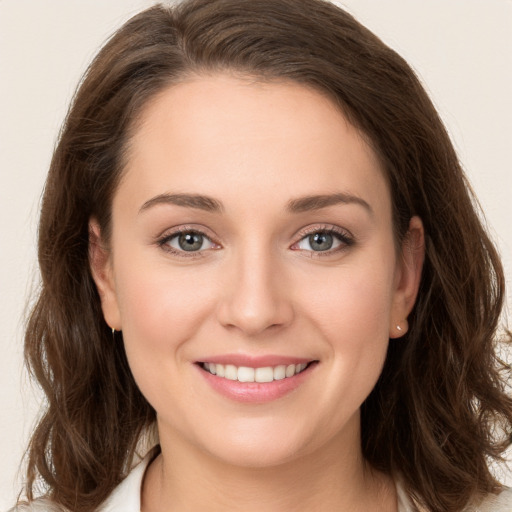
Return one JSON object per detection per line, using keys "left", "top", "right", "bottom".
{"left": 90, "top": 74, "right": 424, "bottom": 511}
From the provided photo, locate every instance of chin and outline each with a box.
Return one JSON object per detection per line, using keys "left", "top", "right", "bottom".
{"left": 208, "top": 439, "right": 306, "bottom": 469}
{"left": 195, "top": 417, "right": 318, "bottom": 469}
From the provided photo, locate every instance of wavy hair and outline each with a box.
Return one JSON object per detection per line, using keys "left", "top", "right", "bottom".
{"left": 21, "top": 1, "right": 511, "bottom": 511}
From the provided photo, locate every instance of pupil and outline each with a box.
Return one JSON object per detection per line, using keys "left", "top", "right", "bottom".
{"left": 309, "top": 232, "right": 333, "bottom": 251}
{"left": 179, "top": 232, "right": 203, "bottom": 251}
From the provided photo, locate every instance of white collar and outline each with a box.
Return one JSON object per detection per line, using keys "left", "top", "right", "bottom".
{"left": 96, "top": 453, "right": 152, "bottom": 512}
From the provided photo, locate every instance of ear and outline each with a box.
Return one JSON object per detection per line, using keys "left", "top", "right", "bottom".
{"left": 389, "top": 216, "right": 425, "bottom": 339}
{"left": 89, "top": 219, "right": 121, "bottom": 331}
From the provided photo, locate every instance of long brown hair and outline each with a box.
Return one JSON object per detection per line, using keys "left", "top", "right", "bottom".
{"left": 22, "top": 1, "right": 511, "bottom": 511}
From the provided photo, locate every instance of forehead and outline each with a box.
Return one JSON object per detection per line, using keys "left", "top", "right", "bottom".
{"left": 120, "top": 74, "right": 390, "bottom": 217}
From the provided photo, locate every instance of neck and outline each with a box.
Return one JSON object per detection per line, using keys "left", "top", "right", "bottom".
{"left": 142, "top": 419, "right": 397, "bottom": 512}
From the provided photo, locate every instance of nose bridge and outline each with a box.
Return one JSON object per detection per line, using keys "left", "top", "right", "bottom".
{"left": 217, "top": 238, "right": 293, "bottom": 336}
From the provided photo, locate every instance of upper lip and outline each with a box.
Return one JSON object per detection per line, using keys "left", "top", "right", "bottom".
{"left": 197, "top": 354, "right": 316, "bottom": 367}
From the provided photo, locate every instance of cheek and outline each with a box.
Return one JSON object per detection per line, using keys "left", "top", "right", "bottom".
{"left": 302, "top": 251, "right": 396, "bottom": 396}
{"left": 112, "top": 255, "right": 217, "bottom": 381}
{"left": 306, "top": 258, "right": 395, "bottom": 343}
{"left": 115, "top": 251, "right": 213, "bottom": 328}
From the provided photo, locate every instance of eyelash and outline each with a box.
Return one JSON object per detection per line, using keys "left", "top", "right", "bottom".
{"left": 157, "top": 224, "right": 355, "bottom": 259}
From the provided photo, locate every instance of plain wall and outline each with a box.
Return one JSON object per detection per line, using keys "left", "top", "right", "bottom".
{"left": 1, "top": 0, "right": 511, "bottom": 507}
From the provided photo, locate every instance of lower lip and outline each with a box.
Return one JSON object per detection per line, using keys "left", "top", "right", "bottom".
{"left": 196, "top": 363, "right": 317, "bottom": 403}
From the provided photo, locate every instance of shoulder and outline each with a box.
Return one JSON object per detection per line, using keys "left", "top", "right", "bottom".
{"left": 8, "top": 451, "right": 155, "bottom": 512}
{"left": 471, "top": 487, "right": 512, "bottom": 511}
{"left": 6, "top": 499, "right": 66, "bottom": 512}
{"left": 397, "top": 482, "right": 512, "bottom": 512}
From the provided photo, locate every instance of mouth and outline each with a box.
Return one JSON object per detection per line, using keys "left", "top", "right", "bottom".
{"left": 195, "top": 355, "right": 318, "bottom": 403}
{"left": 199, "top": 361, "right": 313, "bottom": 383}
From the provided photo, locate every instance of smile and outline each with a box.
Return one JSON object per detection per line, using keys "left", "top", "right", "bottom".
{"left": 197, "top": 358, "right": 318, "bottom": 403}
{"left": 201, "top": 362, "right": 309, "bottom": 383}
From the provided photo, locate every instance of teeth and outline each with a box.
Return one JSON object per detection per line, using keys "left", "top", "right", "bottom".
{"left": 255, "top": 367, "right": 273, "bottom": 383}
{"left": 202, "top": 362, "right": 310, "bottom": 382}
{"left": 237, "top": 366, "right": 255, "bottom": 382}
{"left": 225, "top": 364, "right": 238, "bottom": 381}
{"left": 273, "top": 365, "right": 286, "bottom": 380}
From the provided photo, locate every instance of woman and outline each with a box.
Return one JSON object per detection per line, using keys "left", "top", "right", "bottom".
{"left": 11, "top": 0, "right": 512, "bottom": 510}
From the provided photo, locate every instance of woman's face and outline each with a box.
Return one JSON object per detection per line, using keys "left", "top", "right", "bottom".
{"left": 92, "top": 75, "right": 423, "bottom": 468}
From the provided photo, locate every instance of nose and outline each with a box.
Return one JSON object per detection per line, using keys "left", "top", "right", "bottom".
{"left": 216, "top": 245, "right": 294, "bottom": 337}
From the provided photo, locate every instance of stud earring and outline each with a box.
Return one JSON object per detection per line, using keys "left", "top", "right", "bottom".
{"left": 391, "top": 320, "right": 408, "bottom": 339}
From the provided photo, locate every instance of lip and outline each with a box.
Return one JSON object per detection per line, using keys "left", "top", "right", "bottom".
{"left": 195, "top": 355, "right": 318, "bottom": 404}
{"left": 198, "top": 354, "right": 313, "bottom": 367}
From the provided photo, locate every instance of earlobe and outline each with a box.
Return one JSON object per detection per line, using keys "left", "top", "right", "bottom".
{"left": 89, "top": 219, "right": 121, "bottom": 331}
{"left": 389, "top": 216, "right": 425, "bottom": 339}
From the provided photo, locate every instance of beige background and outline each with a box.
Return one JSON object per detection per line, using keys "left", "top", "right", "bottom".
{"left": 1, "top": 0, "right": 511, "bottom": 507}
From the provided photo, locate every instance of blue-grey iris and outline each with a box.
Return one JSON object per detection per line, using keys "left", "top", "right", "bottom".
{"left": 179, "top": 232, "right": 203, "bottom": 251}
{"left": 309, "top": 232, "right": 333, "bottom": 251}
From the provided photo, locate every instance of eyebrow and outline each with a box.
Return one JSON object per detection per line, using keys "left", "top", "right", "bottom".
{"left": 139, "top": 193, "right": 224, "bottom": 214}
{"left": 286, "top": 193, "right": 373, "bottom": 216}
{"left": 139, "top": 192, "right": 373, "bottom": 216}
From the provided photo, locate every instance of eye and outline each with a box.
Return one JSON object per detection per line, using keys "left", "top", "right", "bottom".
{"left": 293, "top": 227, "right": 353, "bottom": 254}
{"left": 299, "top": 232, "right": 337, "bottom": 252}
{"left": 162, "top": 230, "right": 217, "bottom": 253}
